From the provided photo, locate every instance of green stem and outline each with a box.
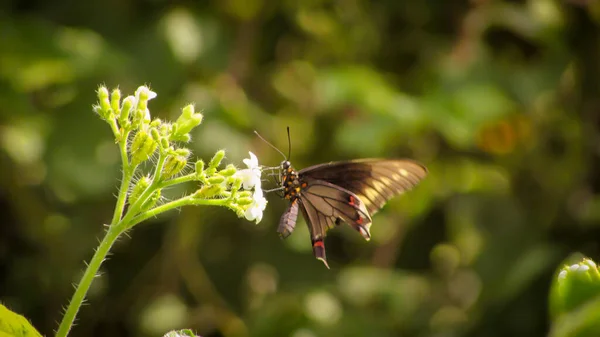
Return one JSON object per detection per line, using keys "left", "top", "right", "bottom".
{"left": 159, "top": 173, "right": 197, "bottom": 189}
{"left": 110, "top": 139, "right": 132, "bottom": 225}
{"left": 118, "top": 152, "right": 167, "bottom": 226}
{"left": 128, "top": 196, "right": 232, "bottom": 228}
{"left": 55, "top": 225, "right": 124, "bottom": 337}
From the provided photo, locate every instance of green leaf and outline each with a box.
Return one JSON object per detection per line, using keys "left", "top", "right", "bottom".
{"left": 0, "top": 304, "right": 43, "bottom": 337}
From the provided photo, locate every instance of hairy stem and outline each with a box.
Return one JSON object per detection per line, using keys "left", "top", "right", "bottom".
{"left": 55, "top": 225, "right": 123, "bottom": 337}
{"left": 127, "top": 196, "right": 232, "bottom": 229}
{"left": 118, "top": 152, "right": 167, "bottom": 226}
{"left": 110, "top": 135, "right": 131, "bottom": 225}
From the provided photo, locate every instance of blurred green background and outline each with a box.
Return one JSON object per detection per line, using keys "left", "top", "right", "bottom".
{"left": 1, "top": 0, "right": 600, "bottom": 336}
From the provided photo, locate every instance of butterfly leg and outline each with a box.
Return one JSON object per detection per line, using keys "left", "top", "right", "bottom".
{"left": 312, "top": 238, "right": 330, "bottom": 269}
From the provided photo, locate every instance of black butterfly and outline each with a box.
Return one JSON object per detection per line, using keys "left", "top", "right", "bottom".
{"left": 257, "top": 130, "right": 428, "bottom": 269}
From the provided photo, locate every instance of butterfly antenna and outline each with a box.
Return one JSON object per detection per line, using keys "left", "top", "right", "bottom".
{"left": 286, "top": 126, "right": 292, "bottom": 160}
{"left": 254, "top": 130, "right": 287, "bottom": 160}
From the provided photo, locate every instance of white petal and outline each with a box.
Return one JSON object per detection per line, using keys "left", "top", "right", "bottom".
{"left": 243, "top": 151, "right": 259, "bottom": 169}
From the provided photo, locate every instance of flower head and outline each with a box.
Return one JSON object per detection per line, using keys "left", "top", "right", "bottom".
{"left": 234, "top": 151, "right": 268, "bottom": 223}
{"left": 134, "top": 85, "right": 157, "bottom": 123}
{"left": 244, "top": 188, "right": 268, "bottom": 224}
{"left": 235, "top": 151, "right": 262, "bottom": 190}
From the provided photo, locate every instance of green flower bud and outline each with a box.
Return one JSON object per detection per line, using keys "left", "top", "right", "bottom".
{"left": 231, "top": 177, "right": 242, "bottom": 192}
{"left": 160, "top": 138, "right": 170, "bottom": 149}
{"left": 110, "top": 88, "right": 121, "bottom": 115}
{"left": 195, "top": 184, "right": 224, "bottom": 198}
{"left": 195, "top": 160, "right": 205, "bottom": 175}
{"left": 150, "top": 128, "right": 161, "bottom": 142}
{"left": 120, "top": 96, "right": 135, "bottom": 124}
{"left": 130, "top": 130, "right": 158, "bottom": 166}
{"left": 174, "top": 104, "right": 203, "bottom": 137}
{"left": 164, "top": 329, "right": 199, "bottom": 337}
{"left": 237, "top": 190, "right": 252, "bottom": 198}
{"left": 130, "top": 176, "right": 151, "bottom": 205}
{"left": 178, "top": 134, "right": 191, "bottom": 142}
{"left": 162, "top": 154, "right": 187, "bottom": 179}
{"left": 97, "top": 86, "right": 110, "bottom": 111}
{"left": 150, "top": 118, "right": 162, "bottom": 128}
{"left": 218, "top": 164, "right": 237, "bottom": 177}
{"left": 236, "top": 197, "right": 254, "bottom": 205}
{"left": 550, "top": 257, "right": 600, "bottom": 318}
{"left": 141, "top": 189, "right": 161, "bottom": 212}
{"left": 159, "top": 123, "right": 170, "bottom": 137}
{"left": 209, "top": 150, "right": 225, "bottom": 171}
{"left": 175, "top": 148, "right": 191, "bottom": 157}
{"left": 207, "top": 175, "right": 225, "bottom": 184}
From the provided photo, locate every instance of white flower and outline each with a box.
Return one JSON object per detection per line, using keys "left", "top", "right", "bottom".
{"left": 244, "top": 187, "right": 268, "bottom": 224}
{"left": 235, "top": 151, "right": 262, "bottom": 190}
{"left": 133, "top": 86, "right": 157, "bottom": 122}
{"left": 234, "top": 151, "right": 267, "bottom": 224}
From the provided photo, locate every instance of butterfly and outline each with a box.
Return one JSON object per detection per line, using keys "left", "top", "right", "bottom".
{"left": 257, "top": 130, "right": 428, "bottom": 268}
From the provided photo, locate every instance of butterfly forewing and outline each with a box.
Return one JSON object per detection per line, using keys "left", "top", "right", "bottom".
{"left": 298, "top": 159, "right": 427, "bottom": 215}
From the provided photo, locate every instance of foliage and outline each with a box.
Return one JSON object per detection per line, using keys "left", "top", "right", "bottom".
{"left": 1, "top": 0, "right": 600, "bottom": 337}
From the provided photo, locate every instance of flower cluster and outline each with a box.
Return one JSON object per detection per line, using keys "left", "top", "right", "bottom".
{"left": 234, "top": 152, "right": 268, "bottom": 223}
{"left": 92, "top": 84, "right": 268, "bottom": 225}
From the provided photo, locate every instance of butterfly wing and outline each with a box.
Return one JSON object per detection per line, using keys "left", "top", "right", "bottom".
{"left": 299, "top": 159, "right": 427, "bottom": 216}
{"left": 297, "top": 179, "right": 373, "bottom": 268}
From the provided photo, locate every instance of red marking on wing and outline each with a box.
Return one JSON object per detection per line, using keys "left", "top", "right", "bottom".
{"left": 348, "top": 195, "right": 356, "bottom": 206}
{"left": 313, "top": 240, "right": 325, "bottom": 248}
{"left": 356, "top": 217, "right": 364, "bottom": 225}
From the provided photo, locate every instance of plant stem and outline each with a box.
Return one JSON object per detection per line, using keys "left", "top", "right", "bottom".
{"left": 55, "top": 225, "right": 123, "bottom": 337}
{"left": 118, "top": 153, "right": 167, "bottom": 226}
{"left": 127, "top": 196, "right": 232, "bottom": 228}
{"left": 110, "top": 137, "right": 132, "bottom": 225}
{"left": 159, "top": 173, "right": 197, "bottom": 189}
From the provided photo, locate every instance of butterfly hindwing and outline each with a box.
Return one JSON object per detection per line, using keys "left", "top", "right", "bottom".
{"left": 301, "top": 179, "right": 372, "bottom": 239}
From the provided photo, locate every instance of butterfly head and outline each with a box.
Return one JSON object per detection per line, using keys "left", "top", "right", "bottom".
{"left": 281, "top": 160, "right": 291, "bottom": 170}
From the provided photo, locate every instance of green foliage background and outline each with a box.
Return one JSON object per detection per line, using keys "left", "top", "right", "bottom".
{"left": 1, "top": 0, "right": 599, "bottom": 336}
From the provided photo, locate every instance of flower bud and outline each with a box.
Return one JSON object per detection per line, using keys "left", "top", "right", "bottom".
{"left": 550, "top": 256, "right": 600, "bottom": 318}
{"left": 141, "top": 189, "right": 161, "bottom": 212}
{"left": 150, "top": 128, "right": 161, "bottom": 142}
{"left": 237, "top": 190, "right": 252, "bottom": 198}
{"left": 130, "top": 176, "right": 151, "bottom": 205}
{"left": 120, "top": 96, "right": 135, "bottom": 125}
{"left": 195, "top": 160, "right": 205, "bottom": 175}
{"left": 130, "top": 130, "right": 158, "bottom": 165}
{"left": 209, "top": 150, "right": 225, "bottom": 171}
{"left": 160, "top": 138, "right": 170, "bottom": 149}
{"left": 236, "top": 197, "right": 254, "bottom": 205}
{"left": 218, "top": 164, "right": 237, "bottom": 177}
{"left": 150, "top": 119, "right": 162, "bottom": 128}
{"left": 97, "top": 86, "right": 110, "bottom": 110}
{"left": 172, "top": 105, "right": 203, "bottom": 141}
{"left": 162, "top": 154, "right": 187, "bottom": 179}
{"left": 110, "top": 88, "right": 121, "bottom": 115}
{"left": 207, "top": 176, "right": 225, "bottom": 184}
{"left": 194, "top": 185, "right": 224, "bottom": 198}
{"left": 231, "top": 177, "right": 242, "bottom": 192}
{"left": 175, "top": 148, "right": 191, "bottom": 157}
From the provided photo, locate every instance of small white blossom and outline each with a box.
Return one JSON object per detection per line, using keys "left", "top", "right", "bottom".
{"left": 234, "top": 151, "right": 267, "bottom": 224}
{"left": 245, "top": 187, "right": 268, "bottom": 224}
{"left": 134, "top": 86, "right": 157, "bottom": 122}
{"left": 235, "top": 151, "right": 262, "bottom": 190}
